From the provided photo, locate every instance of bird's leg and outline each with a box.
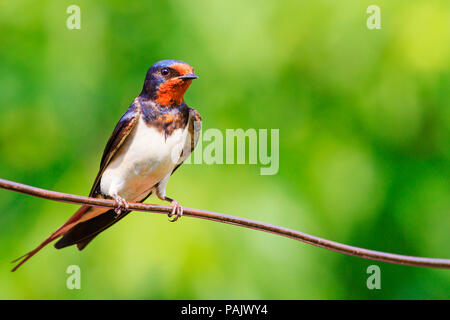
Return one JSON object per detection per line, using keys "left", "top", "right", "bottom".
{"left": 111, "top": 193, "right": 129, "bottom": 218}
{"left": 157, "top": 194, "right": 183, "bottom": 222}
{"left": 155, "top": 186, "right": 183, "bottom": 222}
{"left": 165, "top": 197, "right": 183, "bottom": 222}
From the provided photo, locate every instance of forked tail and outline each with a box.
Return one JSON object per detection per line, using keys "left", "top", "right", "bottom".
{"left": 11, "top": 205, "right": 91, "bottom": 272}
{"left": 11, "top": 233, "right": 63, "bottom": 272}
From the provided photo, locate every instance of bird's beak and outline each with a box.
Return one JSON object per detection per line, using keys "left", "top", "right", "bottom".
{"left": 178, "top": 73, "right": 198, "bottom": 80}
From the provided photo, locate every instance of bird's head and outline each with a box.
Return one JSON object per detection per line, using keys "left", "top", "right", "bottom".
{"left": 141, "top": 60, "right": 198, "bottom": 106}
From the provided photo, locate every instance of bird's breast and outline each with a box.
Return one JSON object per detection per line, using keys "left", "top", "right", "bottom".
{"left": 100, "top": 115, "right": 188, "bottom": 200}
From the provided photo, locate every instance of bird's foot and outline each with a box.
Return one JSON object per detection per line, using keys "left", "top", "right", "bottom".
{"left": 168, "top": 200, "right": 183, "bottom": 222}
{"left": 112, "top": 194, "right": 129, "bottom": 218}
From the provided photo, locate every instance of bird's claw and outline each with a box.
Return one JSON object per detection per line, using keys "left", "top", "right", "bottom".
{"left": 168, "top": 200, "right": 183, "bottom": 222}
{"left": 113, "top": 195, "right": 129, "bottom": 218}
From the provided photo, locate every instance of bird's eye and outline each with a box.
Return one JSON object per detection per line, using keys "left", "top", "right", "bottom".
{"left": 161, "top": 68, "right": 170, "bottom": 76}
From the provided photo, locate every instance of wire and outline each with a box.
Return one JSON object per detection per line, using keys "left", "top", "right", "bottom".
{"left": 0, "top": 178, "right": 449, "bottom": 269}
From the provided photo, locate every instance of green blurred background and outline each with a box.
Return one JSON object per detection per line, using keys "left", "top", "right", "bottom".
{"left": 0, "top": 0, "right": 449, "bottom": 299}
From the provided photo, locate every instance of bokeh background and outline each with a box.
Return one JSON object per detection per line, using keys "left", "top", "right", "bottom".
{"left": 0, "top": 0, "right": 449, "bottom": 299}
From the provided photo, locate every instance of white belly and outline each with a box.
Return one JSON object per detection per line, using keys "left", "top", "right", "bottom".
{"left": 100, "top": 116, "right": 188, "bottom": 200}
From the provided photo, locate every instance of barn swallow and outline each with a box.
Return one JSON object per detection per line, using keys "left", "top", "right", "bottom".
{"left": 11, "top": 60, "right": 201, "bottom": 271}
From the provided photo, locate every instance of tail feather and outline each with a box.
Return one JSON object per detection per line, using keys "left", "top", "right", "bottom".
{"left": 11, "top": 252, "right": 31, "bottom": 264}
{"left": 55, "top": 191, "right": 152, "bottom": 251}
{"left": 76, "top": 211, "right": 130, "bottom": 250}
{"left": 11, "top": 233, "right": 61, "bottom": 272}
{"left": 54, "top": 209, "right": 129, "bottom": 250}
{"left": 11, "top": 190, "right": 152, "bottom": 271}
{"left": 11, "top": 205, "right": 92, "bottom": 272}
{"left": 76, "top": 237, "right": 95, "bottom": 251}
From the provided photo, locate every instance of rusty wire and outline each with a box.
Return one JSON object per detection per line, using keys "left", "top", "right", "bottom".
{"left": 0, "top": 178, "right": 449, "bottom": 269}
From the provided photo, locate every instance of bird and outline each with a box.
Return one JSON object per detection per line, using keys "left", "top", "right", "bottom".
{"left": 11, "top": 59, "right": 201, "bottom": 272}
